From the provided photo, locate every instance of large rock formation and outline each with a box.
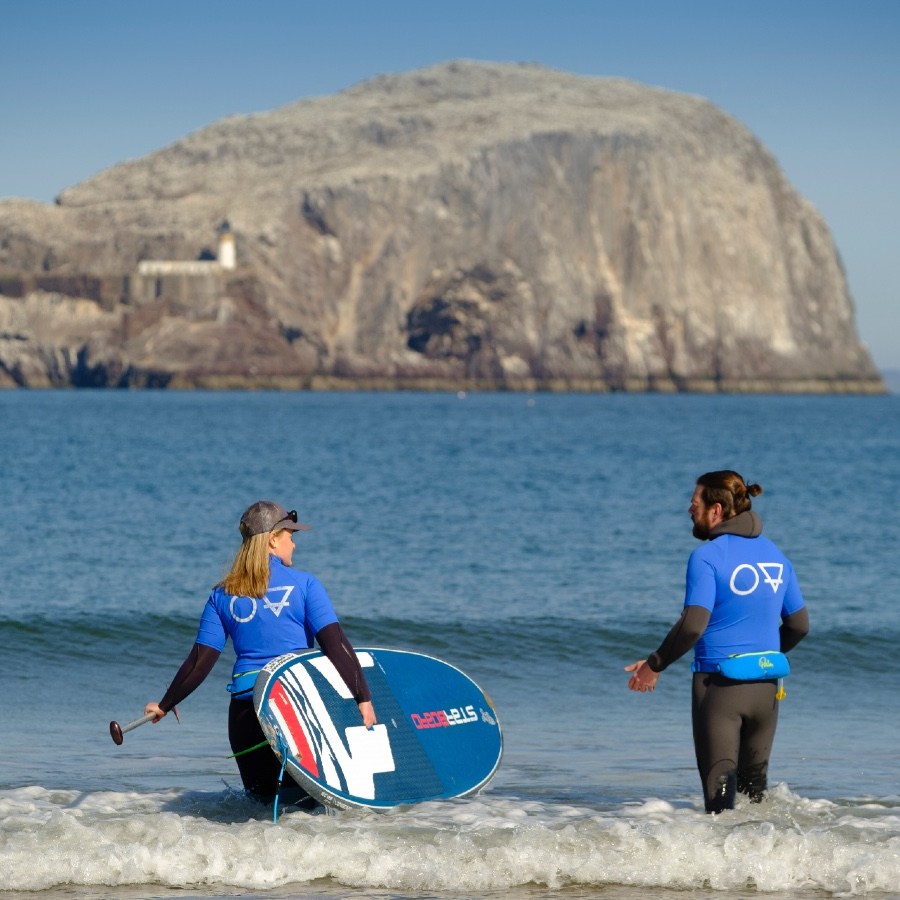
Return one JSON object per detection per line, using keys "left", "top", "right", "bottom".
{"left": 0, "top": 60, "right": 883, "bottom": 391}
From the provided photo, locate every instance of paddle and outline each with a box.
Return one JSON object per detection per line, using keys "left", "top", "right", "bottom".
{"left": 109, "top": 713, "right": 154, "bottom": 745}
{"left": 110, "top": 705, "right": 180, "bottom": 745}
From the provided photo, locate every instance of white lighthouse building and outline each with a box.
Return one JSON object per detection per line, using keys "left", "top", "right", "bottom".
{"left": 136, "top": 222, "right": 237, "bottom": 277}
{"left": 133, "top": 221, "right": 237, "bottom": 303}
{"left": 217, "top": 222, "right": 236, "bottom": 270}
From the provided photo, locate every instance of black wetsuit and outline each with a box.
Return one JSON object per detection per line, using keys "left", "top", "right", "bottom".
{"left": 647, "top": 511, "right": 809, "bottom": 813}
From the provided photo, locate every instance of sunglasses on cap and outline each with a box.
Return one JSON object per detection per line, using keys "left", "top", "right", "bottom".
{"left": 275, "top": 509, "right": 298, "bottom": 527}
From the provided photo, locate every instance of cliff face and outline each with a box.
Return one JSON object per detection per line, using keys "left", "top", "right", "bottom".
{"left": 0, "top": 61, "right": 883, "bottom": 391}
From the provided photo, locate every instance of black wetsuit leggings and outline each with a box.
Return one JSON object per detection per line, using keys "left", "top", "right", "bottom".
{"left": 691, "top": 673, "right": 779, "bottom": 814}
{"left": 228, "top": 698, "right": 308, "bottom": 804}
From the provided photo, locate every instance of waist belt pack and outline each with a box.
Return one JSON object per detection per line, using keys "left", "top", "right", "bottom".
{"left": 712, "top": 651, "right": 791, "bottom": 680}
{"left": 227, "top": 669, "right": 261, "bottom": 699}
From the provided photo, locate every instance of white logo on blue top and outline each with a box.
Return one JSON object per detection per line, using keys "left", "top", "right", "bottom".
{"left": 229, "top": 595, "right": 257, "bottom": 623}
{"left": 729, "top": 562, "right": 784, "bottom": 596}
{"left": 264, "top": 585, "right": 294, "bottom": 617}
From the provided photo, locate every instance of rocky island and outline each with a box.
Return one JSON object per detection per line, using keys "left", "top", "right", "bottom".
{"left": 0, "top": 61, "right": 884, "bottom": 392}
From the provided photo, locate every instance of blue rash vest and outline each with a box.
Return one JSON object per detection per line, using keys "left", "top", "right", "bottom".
{"left": 685, "top": 533, "right": 805, "bottom": 672}
{"left": 195, "top": 555, "right": 339, "bottom": 687}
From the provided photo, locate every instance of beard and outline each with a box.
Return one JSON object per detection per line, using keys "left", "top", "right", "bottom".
{"left": 692, "top": 518, "right": 711, "bottom": 540}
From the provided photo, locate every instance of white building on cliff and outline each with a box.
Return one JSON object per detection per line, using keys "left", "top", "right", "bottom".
{"left": 136, "top": 222, "right": 236, "bottom": 277}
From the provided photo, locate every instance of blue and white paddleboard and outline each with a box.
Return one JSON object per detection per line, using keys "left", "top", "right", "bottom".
{"left": 253, "top": 648, "right": 502, "bottom": 810}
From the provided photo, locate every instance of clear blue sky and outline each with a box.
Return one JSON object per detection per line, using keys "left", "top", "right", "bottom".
{"left": 3, "top": 0, "right": 897, "bottom": 369}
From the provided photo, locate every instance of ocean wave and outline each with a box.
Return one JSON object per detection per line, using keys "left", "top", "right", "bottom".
{"left": 4, "top": 609, "right": 895, "bottom": 679}
{"left": 1, "top": 785, "right": 898, "bottom": 895}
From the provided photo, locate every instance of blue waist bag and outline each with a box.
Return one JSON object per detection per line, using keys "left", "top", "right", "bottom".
{"left": 227, "top": 669, "right": 261, "bottom": 699}
{"left": 715, "top": 651, "right": 790, "bottom": 680}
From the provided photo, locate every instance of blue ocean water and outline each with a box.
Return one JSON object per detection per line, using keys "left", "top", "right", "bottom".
{"left": 1, "top": 390, "right": 899, "bottom": 899}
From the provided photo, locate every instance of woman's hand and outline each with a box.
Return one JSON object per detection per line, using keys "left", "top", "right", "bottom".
{"left": 144, "top": 702, "right": 166, "bottom": 723}
{"left": 358, "top": 700, "right": 377, "bottom": 729}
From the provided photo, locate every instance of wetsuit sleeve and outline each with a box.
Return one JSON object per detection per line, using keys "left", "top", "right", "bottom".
{"left": 647, "top": 605, "right": 711, "bottom": 672}
{"left": 779, "top": 606, "right": 809, "bottom": 653}
{"left": 158, "top": 643, "right": 221, "bottom": 712}
{"left": 316, "top": 622, "right": 372, "bottom": 704}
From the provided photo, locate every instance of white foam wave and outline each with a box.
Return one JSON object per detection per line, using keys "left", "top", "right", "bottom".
{"left": 2, "top": 785, "right": 899, "bottom": 895}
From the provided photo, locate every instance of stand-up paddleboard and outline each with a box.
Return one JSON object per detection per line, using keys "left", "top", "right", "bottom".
{"left": 253, "top": 648, "right": 502, "bottom": 810}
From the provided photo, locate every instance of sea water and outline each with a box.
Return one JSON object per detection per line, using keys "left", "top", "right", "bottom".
{"left": 1, "top": 390, "right": 898, "bottom": 899}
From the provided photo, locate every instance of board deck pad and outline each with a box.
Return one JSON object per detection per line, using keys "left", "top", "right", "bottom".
{"left": 253, "top": 648, "right": 502, "bottom": 810}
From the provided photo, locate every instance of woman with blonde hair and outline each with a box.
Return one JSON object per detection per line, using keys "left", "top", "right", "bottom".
{"left": 145, "top": 500, "right": 376, "bottom": 804}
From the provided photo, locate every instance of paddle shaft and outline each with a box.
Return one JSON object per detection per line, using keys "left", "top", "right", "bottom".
{"left": 109, "top": 713, "right": 154, "bottom": 745}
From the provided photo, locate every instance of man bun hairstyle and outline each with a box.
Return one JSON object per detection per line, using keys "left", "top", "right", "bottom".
{"left": 697, "top": 470, "right": 763, "bottom": 520}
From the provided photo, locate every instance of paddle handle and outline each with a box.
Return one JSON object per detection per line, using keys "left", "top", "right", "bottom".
{"left": 109, "top": 713, "right": 154, "bottom": 745}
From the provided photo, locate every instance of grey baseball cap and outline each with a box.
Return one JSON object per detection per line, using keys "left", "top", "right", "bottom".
{"left": 239, "top": 500, "right": 311, "bottom": 537}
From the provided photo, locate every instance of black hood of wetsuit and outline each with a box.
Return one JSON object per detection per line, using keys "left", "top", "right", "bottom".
{"left": 709, "top": 509, "right": 763, "bottom": 539}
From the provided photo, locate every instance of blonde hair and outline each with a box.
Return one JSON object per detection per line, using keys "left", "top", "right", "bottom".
{"left": 218, "top": 531, "right": 273, "bottom": 598}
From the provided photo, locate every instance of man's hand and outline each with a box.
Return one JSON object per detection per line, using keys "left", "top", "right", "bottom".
{"left": 625, "top": 660, "right": 660, "bottom": 693}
